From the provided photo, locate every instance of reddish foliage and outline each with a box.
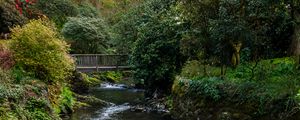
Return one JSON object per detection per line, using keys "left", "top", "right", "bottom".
{"left": 0, "top": 46, "right": 14, "bottom": 70}
{"left": 15, "top": 0, "right": 37, "bottom": 15}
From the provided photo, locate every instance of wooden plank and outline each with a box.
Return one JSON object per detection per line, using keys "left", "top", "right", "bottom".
{"left": 76, "top": 66, "right": 130, "bottom": 69}
{"left": 72, "top": 54, "right": 128, "bottom": 56}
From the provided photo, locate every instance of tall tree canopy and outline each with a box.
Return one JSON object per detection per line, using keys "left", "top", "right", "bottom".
{"left": 62, "top": 17, "right": 111, "bottom": 54}
{"left": 179, "top": 0, "right": 296, "bottom": 65}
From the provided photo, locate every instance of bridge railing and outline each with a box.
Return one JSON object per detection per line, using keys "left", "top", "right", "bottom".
{"left": 71, "top": 54, "right": 130, "bottom": 72}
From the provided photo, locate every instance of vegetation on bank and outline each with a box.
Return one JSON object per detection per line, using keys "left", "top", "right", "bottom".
{"left": 0, "top": 19, "right": 118, "bottom": 119}
{"left": 172, "top": 58, "right": 300, "bottom": 119}
{"left": 0, "top": 19, "right": 75, "bottom": 119}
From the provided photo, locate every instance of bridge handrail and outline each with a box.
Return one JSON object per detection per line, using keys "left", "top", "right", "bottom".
{"left": 71, "top": 54, "right": 130, "bottom": 72}
{"left": 71, "top": 54, "right": 128, "bottom": 56}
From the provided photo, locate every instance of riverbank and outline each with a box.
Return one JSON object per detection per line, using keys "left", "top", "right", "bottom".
{"left": 170, "top": 58, "right": 300, "bottom": 120}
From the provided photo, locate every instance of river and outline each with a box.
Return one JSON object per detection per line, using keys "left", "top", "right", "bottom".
{"left": 66, "top": 83, "right": 168, "bottom": 120}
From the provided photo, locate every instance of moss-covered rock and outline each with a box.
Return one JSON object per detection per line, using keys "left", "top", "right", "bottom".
{"left": 69, "top": 71, "right": 102, "bottom": 94}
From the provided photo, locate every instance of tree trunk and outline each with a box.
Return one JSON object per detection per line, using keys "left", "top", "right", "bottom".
{"left": 291, "top": 6, "right": 300, "bottom": 66}
{"left": 221, "top": 64, "right": 226, "bottom": 79}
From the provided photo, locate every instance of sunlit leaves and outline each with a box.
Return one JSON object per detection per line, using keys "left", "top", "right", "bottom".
{"left": 10, "top": 19, "right": 75, "bottom": 83}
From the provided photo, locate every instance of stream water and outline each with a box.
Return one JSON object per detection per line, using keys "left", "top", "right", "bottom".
{"left": 67, "top": 83, "right": 167, "bottom": 120}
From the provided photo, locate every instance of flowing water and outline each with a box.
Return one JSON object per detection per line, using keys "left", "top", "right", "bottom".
{"left": 67, "top": 83, "right": 167, "bottom": 120}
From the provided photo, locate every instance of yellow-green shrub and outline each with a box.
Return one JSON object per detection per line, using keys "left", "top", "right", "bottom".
{"left": 9, "top": 19, "right": 74, "bottom": 83}
{"left": 0, "top": 68, "right": 12, "bottom": 84}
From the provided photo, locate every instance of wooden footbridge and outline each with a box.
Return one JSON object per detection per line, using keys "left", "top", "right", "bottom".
{"left": 71, "top": 54, "right": 131, "bottom": 72}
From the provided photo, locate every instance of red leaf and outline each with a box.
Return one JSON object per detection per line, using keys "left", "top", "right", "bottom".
{"left": 18, "top": 8, "right": 22, "bottom": 15}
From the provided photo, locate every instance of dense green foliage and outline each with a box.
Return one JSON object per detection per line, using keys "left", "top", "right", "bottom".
{"left": 179, "top": 0, "right": 295, "bottom": 61}
{"left": 77, "top": 3, "right": 99, "bottom": 18}
{"left": 10, "top": 19, "right": 74, "bottom": 83}
{"left": 128, "top": 0, "right": 185, "bottom": 97}
{"left": 33, "top": 0, "right": 78, "bottom": 29}
{"left": 62, "top": 17, "right": 111, "bottom": 54}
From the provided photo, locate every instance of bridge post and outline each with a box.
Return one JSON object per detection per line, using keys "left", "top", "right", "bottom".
{"left": 96, "top": 55, "right": 99, "bottom": 72}
{"left": 116, "top": 55, "right": 119, "bottom": 71}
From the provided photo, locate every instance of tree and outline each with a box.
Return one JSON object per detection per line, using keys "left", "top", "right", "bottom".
{"left": 33, "top": 0, "right": 78, "bottom": 29}
{"left": 77, "top": 3, "right": 99, "bottom": 18}
{"left": 111, "top": 0, "right": 174, "bottom": 54}
{"left": 62, "top": 17, "right": 111, "bottom": 54}
{"left": 179, "top": 0, "right": 294, "bottom": 76}
{"left": 131, "top": 0, "right": 184, "bottom": 98}
{"left": 289, "top": 0, "right": 300, "bottom": 65}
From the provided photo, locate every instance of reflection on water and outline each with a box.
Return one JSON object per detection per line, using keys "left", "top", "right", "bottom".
{"left": 67, "top": 84, "right": 167, "bottom": 120}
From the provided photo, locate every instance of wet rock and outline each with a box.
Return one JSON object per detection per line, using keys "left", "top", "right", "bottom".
{"left": 74, "top": 94, "right": 112, "bottom": 106}
{"left": 118, "top": 84, "right": 128, "bottom": 88}
{"left": 218, "top": 111, "right": 232, "bottom": 120}
{"left": 69, "top": 71, "right": 89, "bottom": 94}
{"left": 134, "top": 83, "right": 144, "bottom": 89}
{"left": 162, "top": 112, "right": 173, "bottom": 119}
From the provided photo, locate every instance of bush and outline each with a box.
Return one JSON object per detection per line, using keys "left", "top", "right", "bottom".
{"left": 0, "top": 84, "right": 24, "bottom": 101}
{"left": 62, "top": 17, "right": 111, "bottom": 54}
{"left": 226, "top": 57, "right": 297, "bottom": 82}
{"left": 9, "top": 19, "right": 74, "bottom": 83}
{"left": 57, "top": 86, "right": 75, "bottom": 114}
{"left": 180, "top": 60, "right": 220, "bottom": 79}
{"left": 0, "top": 68, "right": 12, "bottom": 84}
{"left": 0, "top": 43, "right": 14, "bottom": 70}
{"left": 188, "top": 77, "right": 224, "bottom": 101}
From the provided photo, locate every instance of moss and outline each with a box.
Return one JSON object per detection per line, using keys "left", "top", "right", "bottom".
{"left": 92, "top": 71, "right": 123, "bottom": 83}
{"left": 82, "top": 73, "right": 101, "bottom": 87}
{"left": 69, "top": 71, "right": 102, "bottom": 94}
{"left": 74, "top": 94, "right": 110, "bottom": 106}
